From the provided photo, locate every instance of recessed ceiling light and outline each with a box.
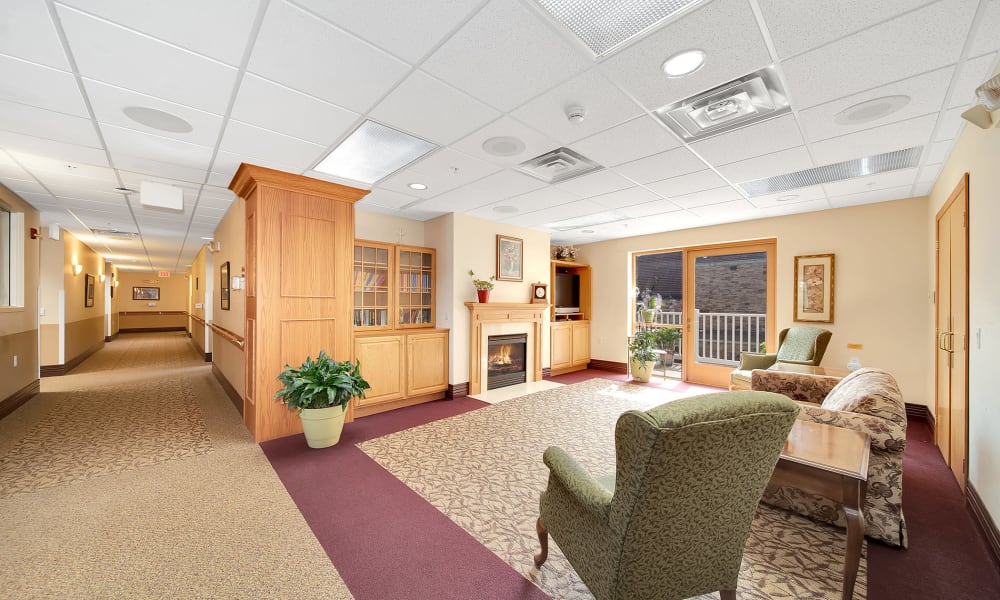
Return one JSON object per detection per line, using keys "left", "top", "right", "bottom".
{"left": 834, "top": 95, "right": 910, "bottom": 125}
{"left": 314, "top": 120, "right": 436, "bottom": 185}
{"left": 408, "top": 182, "right": 428, "bottom": 190}
{"left": 482, "top": 136, "right": 526, "bottom": 157}
{"left": 493, "top": 205, "right": 518, "bottom": 214}
{"left": 662, "top": 49, "right": 706, "bottom": 78}
{"left": 122, "top": 106, "right": 193, "bottom": 133}
{"left": 776, "top": 194, "right": 799, "bottom": 202}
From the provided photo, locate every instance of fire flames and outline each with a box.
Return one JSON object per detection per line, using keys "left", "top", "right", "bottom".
{"left": 489, "top": 344, "right": 513, "bottom": 367}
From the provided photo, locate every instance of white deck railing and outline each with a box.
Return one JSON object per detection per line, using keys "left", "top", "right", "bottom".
{"left": 638, "top": 310, "right": 767, "bottom": 366}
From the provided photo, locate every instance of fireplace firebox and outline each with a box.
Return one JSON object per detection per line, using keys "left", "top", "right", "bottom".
{"left": 487, "top": 334, "right": 527, "bottom": 390}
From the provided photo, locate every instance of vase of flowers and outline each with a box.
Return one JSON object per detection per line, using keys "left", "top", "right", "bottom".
{"left": 552, "top": 245, "right": 579, "bottom": 261}
{"left": 469, "top": 270, "right": 495, "bottom": 302}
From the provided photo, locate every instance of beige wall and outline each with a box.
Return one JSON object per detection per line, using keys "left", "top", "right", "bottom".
{"left": 117, "top": 270, "right": 188, "bottom": 313}
{"left": 927, "top": 61, "right": 1000, "bottom": 525}
{"left": 356, "top": 208, "right": 425, "bottom": 247}
{"left": 582, "top": 197, "right": 933, "bottom": 408}
{"left": 210, "top": 198, "right": 246, "bottom": 398}
{"left": 38, "top": 235, "right": 63, "bottom": 365}
{"left": 188, "top": 245, "right": 210, "bottom": 356}
{"left": 108, "top": 264, "right": 119, "bottom": 336}
{"left": 0, "top": 184, "right": 40, "bottom": 400}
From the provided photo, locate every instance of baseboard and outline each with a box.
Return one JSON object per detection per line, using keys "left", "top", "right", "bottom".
{"left": 447, "top": 382, "right": 469, "bottom": 399}
{"left": 204, "top": 352, "right": 212, "bottom": 362}
{"left": 967, "top": 482, "right": 1000, "bottom": 575}
{"left": 119, "top": 327, "right": 187, "bottom": 333}
{"left": 588, "top": 359, "right": 627, "bottom": 374}
{"left": 105, "top": 335, "right": 111, "bottom": 342}
{"left": 905, "top": 402, "right": 935, "bottom": 431}
{"left": 0, "top": 379, "right": 40, "bottom": 421}
{"left": 64, "top": 340, "right": 104, "bottom": 375}
{"left": 212, "top": 364, "right": 243, "bottom": 416}
{"left": 40, "top": 364, "right": 65, "bottom": 377}
{"left": 542, "top": 367, "right": 551, "bottom": 377}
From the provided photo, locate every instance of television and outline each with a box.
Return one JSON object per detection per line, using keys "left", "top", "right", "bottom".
{"left": 554, "top": 272, "right": 580, "bottom": 314}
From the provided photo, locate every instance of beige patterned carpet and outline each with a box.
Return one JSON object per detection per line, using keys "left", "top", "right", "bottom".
{"left": 360, "top": 378, "right": 867, "bottom": 599}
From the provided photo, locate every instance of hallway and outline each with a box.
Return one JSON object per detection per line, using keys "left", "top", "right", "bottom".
{"left": 0, "top": 332, "right": 351, "bottom": 598}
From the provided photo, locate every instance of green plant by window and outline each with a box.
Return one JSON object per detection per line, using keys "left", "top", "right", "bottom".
{"left": 651, "top": 326, "right": 682, "bottom": 350}
{"left": 628, "top": 330, "right": 658, "bottom": 363}
{"left": 274, "top": 350, "right": 370, "bottom": 413}
{"left": 468, "top": 269, "right": 495, "bottom": 290}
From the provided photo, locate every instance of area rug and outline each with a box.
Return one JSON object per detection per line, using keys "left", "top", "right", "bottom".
{"left": 360, "top": 378, "right": 866, "bottom": 599}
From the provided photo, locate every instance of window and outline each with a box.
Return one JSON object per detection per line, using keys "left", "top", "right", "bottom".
{"left": 1, "top": 205, "right": 24, "bottom": 308}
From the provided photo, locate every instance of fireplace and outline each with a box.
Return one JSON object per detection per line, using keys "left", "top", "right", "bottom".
{"left": 487, "top": 334, "right": 527, "bottom": 390}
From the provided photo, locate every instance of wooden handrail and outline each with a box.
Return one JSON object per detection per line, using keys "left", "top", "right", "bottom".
{"left": 190, "top": 314, "right": 207, "bottom": 326}
{"left": 119, "top": 310, "right": 187, "bottom": 316}
{"left": 208, "top": 321, "right": 245, "bottom": 350}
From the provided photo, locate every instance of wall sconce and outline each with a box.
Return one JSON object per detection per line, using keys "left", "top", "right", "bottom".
{"left": 73, "top": 264, "right": 83, "bottom": 276}
{"left": 99, "top": 274, "right": 106, "bottom": 282}
{"left": 114, "top": 280, "right": 120, "bottom": 287}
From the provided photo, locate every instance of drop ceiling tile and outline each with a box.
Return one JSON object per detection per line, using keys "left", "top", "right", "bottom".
{"left": 809, "top": 113, "right": 937, "bottom": 166}
{"left": 924, "top": 140, "right": 953, "bottom": 164}
{"left": 451, "top": 116, "right": 558, "bottom": 167}
{"left": 947, "top": 53, "right": 998, "bottom": 108}
{"left": 668, "top": 186, "right": 744, "bottom": 209}
{"left": 781, "top": 0, "right": 977, "bottom": 109}
{"left": 248, "top": 0, "right": 409, "bottom": 113}
{"left": 714, "top": 147, "right": 814, "bottom": 184}
{"left": 369, "top": 71, "right": 500, "bottom": 145}
{"left": 102, "top": 124, "right": 213, "bottom": 171}
{"left": 10, "top": 153, "right": 117, "bottom": 185}
{"left": 46, "top": 184, "right": 122, "bottom": 201}
{"left": 421, "top": 0, "right": 590, "bottom": 112}
{"left": 0, "top": 56, "right": 88, "bottom": 117}
{"left": 913, "top": 181, "right": 934, "bottom": 197}
{"left": 504, "top": 199, "right": 605, "bottom": 228}
{"left": 555, "top": 170, "right": 633, "bottom": 198}
{"left": 750, "top": 185, "right": 827, "bottom": 209}
{"left": 359, "top": 188, "right": 419, "bottom": 210}
{"left": 0, "top": 0, "right": 69, "bottom": 69}
{"left": 221, "top": 121, "right": 327, "bottom": 173}
{"left": 615, "top": 197, "right": 682, "bottom": 217}
{"left": 758, "top": 0, "right": 928, "bottom": 59}
{"left": 797, "top": 67, "right": 955, "bottom": 142}
{"left": 0, "top": 99, "right": 101, "bottom": 148}
{"left": 688, "top": 199, "right": 759, "bottom": 218}
{"left": 356, "top": 203, "right": 402, "bottom": 217}
{"left": 821, "top": 168, "right": 918, "bottom": 197}
{"left": 615, "top": 147, "right": 706, "bottom": 184}
{"left": 569, "top": 115, "right": 681, "bottom": 168}
{"left": 511, "top": 69, "right": 642, "bottom": 144}
{"left": 934, "top": 106, "right": 968, "bottom": 142}
{"left": 418, "top": 170, "right": 546, "bottom": 212}
{"left": 600, "top": 0, "right": 771, "bottom": 111}
{"left": 84, "top": 79, "right": 224, "bottom": 147}
{"left": 57, "top": 5, "right": 239, "bottom": 114}
{"left": 395, "top": 206, "right": 448, "bottom": 221}
{"left": 763, "top": 198, "right": 831, "bottom": 218}
{"left": 499, "top": 186, "right": 582, "bottom": 214}
{"left": 113, "top": 153, "right": 207, "bottom": 184}
{"left": 231, "top": 74, "right": 360, "bottom": 147}
{"left": 828, "top": 184, "right": 915, "bottom": 208}
{"left": 585, "top": 186, "right": 662, "bottom": 210}
{"left": 0, "top": 163, "right": 30, "bottom": 180}
{"left": 917, "top": 163, "right": 942, "bottom": 184}
{"left": 645, "top": 169, "right": 727, "bottom": 198}
{"left": 207, "top": 171, "right": 235, "bottom": 188}
{"left": 0, "top": 132, "right": 110, "bottom": 166}
{"left": 968, "top": 0, "right": 1000, "bottom": 57}
{"left": 2, "top": 177, "right": 48, "bottom": 195}
{"left": 689, "top": 114, "right": 804, "bottom": 166}
{"left": 378, "top": 148, "right": 501, "bottom": 197}
{"left": 196, "top": 194, "right": 236, "bottom": 211}
{"left": 293, "top": 0, "right": 484, "bottom": 64}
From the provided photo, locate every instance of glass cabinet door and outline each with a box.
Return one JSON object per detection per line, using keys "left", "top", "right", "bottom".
{"left": 396, "top": 247, "right": 434, "bottom": 328}
{"left": 353, "top": 242, "right": 391, "bottom": 328}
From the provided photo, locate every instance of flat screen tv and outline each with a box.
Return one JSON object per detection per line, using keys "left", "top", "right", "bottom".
{"left": 554, "top": 272, "right": 580, "bottom": 314}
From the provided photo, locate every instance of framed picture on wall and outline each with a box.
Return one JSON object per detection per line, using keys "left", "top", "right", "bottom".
{"left": 221, "top": 261, "right": 231, "bottom": 311}
{"left": 496, "top": 234, "right": 523, "bottom": 282}
{"left": 793, "top": 253, "right": 835, "bottom": 323}
{"left": 85, "top": 273, "right": 95, "bottom": 307}
{"left": 133, "top": 286, "right": 160, "bottom": 301}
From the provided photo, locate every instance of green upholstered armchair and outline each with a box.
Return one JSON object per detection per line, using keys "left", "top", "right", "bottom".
{"left": 534, "top": 391, "right": 800, "bottom": 600}
{"left": 729, "top": 326, "right": 833, "bottom": 390}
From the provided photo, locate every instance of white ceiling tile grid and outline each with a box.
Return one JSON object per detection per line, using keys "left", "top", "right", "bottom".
{"left": 0, "top": 55, "right": 89, "bottom": 117}
{"left": 569, "top": 114, "right": 682, "bottom": 167}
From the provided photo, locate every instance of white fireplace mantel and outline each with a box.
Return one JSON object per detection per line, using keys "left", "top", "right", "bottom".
{"left": 465, "top": 302, "right": 546, "bottom": 396}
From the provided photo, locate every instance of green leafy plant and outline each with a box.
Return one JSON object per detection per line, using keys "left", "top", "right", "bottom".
{"left": 651, "top": 326, "right": 682, "bottom": 351}
{"left": 468, "top": 269, "right": 495, "bottom": 291}
{"left": 628, "top": 329, "right": 658, "bottom": 363}
{"left": 759, "top": 341, "right": 767, "bottom": 352}
{"left": 274, "top": 350, "right": 370, "bottom": 413}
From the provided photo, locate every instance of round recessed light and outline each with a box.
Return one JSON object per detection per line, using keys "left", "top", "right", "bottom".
{"left": 492, "top": 205, "right": 518, "bottom": 214}
{"left": 662, "top": 49, "right": 706, "bottom": 78}
{"left": 122, "top": 106, "right": 193, "bottom": 133}
{"left": 776, "top": 194, "right": 800, "bottom": 202}
{"left": 482, "top": 136, "right": 526, "bottom": 157}
{"left": 408, "top": 182, "right": 428, "bottom": 191}
{"left": 834, "top": 95, "right": 910, "bottom": 125}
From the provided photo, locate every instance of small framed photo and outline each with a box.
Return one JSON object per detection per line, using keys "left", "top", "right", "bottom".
{"left": 496, "top": 234, "right": 523, "bottom": 282}
{"left": 220, "top": 261, "right": 231, "bottom": 311}
{"left": 794, "top": 253, "right": 835, "bottom": 323}
{"left": 85, "top": 273, "right": 95, "bottom": 307}
{"left": 133, "top": 286, "right": 159, "bottom": 301}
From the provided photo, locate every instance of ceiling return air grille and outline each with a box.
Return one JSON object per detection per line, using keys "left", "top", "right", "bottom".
{"left": 516, "top": 147, "right": 603, "bottom": 184}
{"left": 739, "top": 146, "right": 924, "bottom": 197}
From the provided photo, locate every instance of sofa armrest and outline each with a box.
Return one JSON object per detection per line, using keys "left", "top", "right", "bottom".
{"left": 738, "top": 352, "right": 778, "bottom": 371}
{"left": 751, "top": 370, "right": 840, "bottom": 404}
{"left": 797, "top": 405, "right": 906, "bottom": 452}
{"left": 543, "top": 446, "right": 613, "bottom": 521}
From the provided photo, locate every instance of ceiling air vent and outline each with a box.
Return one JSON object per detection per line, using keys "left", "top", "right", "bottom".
{"left": 655, "top": 66, "right": 790, "bottom": 141}
{"left": 515, "top": 147, "right": 603, "bottom": 184}
{"left": 91, "top": 228, "right": 139, "bottom": 240}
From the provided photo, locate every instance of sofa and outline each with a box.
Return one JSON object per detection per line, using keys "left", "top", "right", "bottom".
{"left": 751, "top": 367, "right": 908, "bottom": 547}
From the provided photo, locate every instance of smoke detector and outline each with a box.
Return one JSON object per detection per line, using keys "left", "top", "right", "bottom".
{"left": 566, "top": 105, "right": 586, "bottom": 124}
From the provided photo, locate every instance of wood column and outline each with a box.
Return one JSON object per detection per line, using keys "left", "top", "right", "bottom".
{"left": 230, "top": 163, "right": 367, "bottom": 442}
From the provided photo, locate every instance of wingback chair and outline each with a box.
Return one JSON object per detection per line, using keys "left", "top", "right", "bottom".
{"left": 533, "top": 391, "right": 800, "bottom": 600}
{"left": 729, "top": 326, "right": 833, "bottom": 390}
{"left": 751, "top": 367, "right": 908, "bottom": 547}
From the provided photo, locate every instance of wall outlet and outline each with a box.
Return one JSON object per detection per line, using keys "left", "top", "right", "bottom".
{"left": 148, "top": 302, "right": 157, "bottom": 307}
{"left": 13, "top": 355, "right": 18, "bottom": 367}
{"left": 39, "top": 307, "right": 45, "bottom": 316}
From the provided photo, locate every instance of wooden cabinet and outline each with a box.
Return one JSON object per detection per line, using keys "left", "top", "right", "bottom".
{"left": 550, "top": 320, "right": 590, "bottom": 375}
{"left": 352, "top": 241, "right": 392, "bottom": 329}
{"left": 353, "top": 329, "right": 448, "bottom": 417}
{"left": 353, "top": 240, "right": 436, "bottom": 330}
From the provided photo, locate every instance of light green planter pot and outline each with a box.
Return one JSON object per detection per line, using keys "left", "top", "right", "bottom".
{"left": 629, "top": 359, "right": 656, "bottom": 383}
{"left": 299, "top": 406, "right": 347, "bottom": 448}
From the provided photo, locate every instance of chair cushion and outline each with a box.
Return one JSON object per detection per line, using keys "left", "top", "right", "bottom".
{"left": 775, "top": 328, "right": 820, "bottom": 362}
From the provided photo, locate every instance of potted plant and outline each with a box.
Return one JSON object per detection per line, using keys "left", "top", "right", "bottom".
{"left": 652, "top": 326, "right": 683, "bottom": 367}
{"left": 637, "top": 290, "right": 661, "bottom": 323}
{"left": 469, "top": 269, "right": 495, "bottom": 303}
{"left": 274, "top": 350, "right": 371, "bottom": 449}
{"left": 628, "top": 329, "right": 658, "bottom": 382}
{"left": 552, "top": 245, "right": 579, "bottom": 261}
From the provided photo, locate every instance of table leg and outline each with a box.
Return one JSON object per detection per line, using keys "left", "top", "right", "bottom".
{"left": 841, "top": 478, "right": 866, "bottom": 600}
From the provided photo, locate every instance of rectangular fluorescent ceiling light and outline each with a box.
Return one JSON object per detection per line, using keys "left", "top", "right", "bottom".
{"left": 533, "top": 0, "right": 708, "bottom": 56}
{"left": 739, "top": 146, "right": 923, "bottom": 197}
{"left": 655, "top": 66, "right": 790, "bottom": 141}
{"left": 314, "top": 120, "right": 437, "bottom": 185}
{"left": 140, "top": 181, "right": 183, "bottom": 211}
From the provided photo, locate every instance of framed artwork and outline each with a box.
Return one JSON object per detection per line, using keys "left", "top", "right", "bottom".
{"left": 133, "top": 286, "right": 160, "bottom": 301}
{"left": 85, "top": 273, "right": 95, "bottom": 307}
{"left": 496, "top": 234, "right": 523, "bottom": 282}
{"left": 794, "top": 253, "right": 835, "bottom": 323}
{"left": 220, "top": 261, "right": 231, "bottom": 311}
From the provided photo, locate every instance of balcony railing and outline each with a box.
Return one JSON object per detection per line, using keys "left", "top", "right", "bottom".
{"left": 637, "top": 310, "right": 766, "bottom": 367}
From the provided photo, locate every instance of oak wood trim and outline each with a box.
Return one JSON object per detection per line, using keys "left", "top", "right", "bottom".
{"left": 119, "top": 310, "right": 188, "bottom": 316}
{"left": 465, "top": 302, "right": 546, "bottom": 396}
{"left": 447, "top": 382, "right": 468, "bottom": 399}
{"left": 40, "top": 364, "right": 65, "bottom": 377}
{"left": 0, "top": 379, "right": 40, "bottom": 421}
{"left": 208, "top": 321, "right": 245, "bottom": 350}
{"left": 351, "top": 391, "right": 445, "bottom": 418}
{"left": 119, "top": 327, "right": 186, "bottom": 333}
{"left": 967, "top": 482, "right": 1000, "bottom": 575}
{"left": 587, "top": 359, "right": 627, "bottom": 374}
{"left": 229, "top": 162, "right": 369, "bottom": 203}
{"left": 212, "top": 363, "right": 243, "bottom": 416}
{"left": 190, "top": 314, "right": 207, "bottom": 326}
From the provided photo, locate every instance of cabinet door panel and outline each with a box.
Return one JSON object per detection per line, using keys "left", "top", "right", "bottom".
{"left": 407, "top": 332, "right": 449, "bottom": 396}
{"left": 572, "top": 321, "right": 590, "bottom": 366}
{"left": 354, "top": 335, "right": 404, "bottom": 407}
{"left": 551, "top": 323, "right": 572, "bottom": 370}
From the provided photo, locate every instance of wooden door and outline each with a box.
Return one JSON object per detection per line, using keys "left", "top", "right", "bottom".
{"left": 355, "top": 334, "right": 404, "bottom": 407}
{"left": 571, "top": 321, "right": 590, "bottom": 366}
{"left": 935, "top": 174, "right": 969, "bottom": 490}
{"left": 407, "top": 331, "right": 449, "bottom": 396}
{"left": 550, "top": 322, "right": 572, "bottom": 370}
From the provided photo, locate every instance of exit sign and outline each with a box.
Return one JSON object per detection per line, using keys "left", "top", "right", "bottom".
{"left": 158, "top": 270, "right": 170, "bottom": 277}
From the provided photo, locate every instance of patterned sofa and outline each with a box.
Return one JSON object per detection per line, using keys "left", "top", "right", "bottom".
{"left": 751, "top": 367, "right": 908, "bottom": 547}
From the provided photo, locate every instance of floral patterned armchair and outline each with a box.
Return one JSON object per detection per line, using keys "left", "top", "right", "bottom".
{"left": 751, "top": 367, "right": 908, "bottom": 547}
{"left": 729, "top": 326, "right": 833, "bottom": 390}
{"left": 533, "top": 391, "right": 800, "bottom": 600}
